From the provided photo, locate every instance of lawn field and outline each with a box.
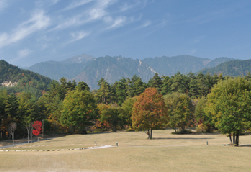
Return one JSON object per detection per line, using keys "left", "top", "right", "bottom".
{"left": 0, "top": 130, "right": 251, "bottom": 172}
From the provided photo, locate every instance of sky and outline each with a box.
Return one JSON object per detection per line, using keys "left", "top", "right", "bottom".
{"left": 0, "top": 0, "right": 251, "bottom": 67}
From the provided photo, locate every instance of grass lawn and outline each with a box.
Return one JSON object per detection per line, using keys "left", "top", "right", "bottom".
{"left": 0, "top": 130, "right": 251, "bottom": 172}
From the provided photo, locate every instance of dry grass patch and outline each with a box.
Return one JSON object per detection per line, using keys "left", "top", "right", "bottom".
{"left": 0, "top": 130, "right": 251, "bottom": 172}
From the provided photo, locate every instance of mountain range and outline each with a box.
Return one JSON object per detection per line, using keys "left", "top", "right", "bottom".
{"left": 28, "top": 55, "right": 236, "bottom": 90}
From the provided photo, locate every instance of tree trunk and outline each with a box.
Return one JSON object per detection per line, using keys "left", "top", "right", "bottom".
{"left": 181, "top": 125, "right": 186, "bottom": 133}
{"left": 229, "top": 133, "right": 232, "bottom": 143}
{"left": 30, "top": 129, "right": 33, "bottom": 143}
{"left": 112, "top": 126, "right": 116, "bottom": 132}
{"left": 233, "top": 133, "right": 236, "bottom": 145}
{"left": 27, "top": 128, "right": 29, "bottom": 144}
{"left": 235, "top": 130, "right": 240, "bottom": 146}
{"left": 12, "top": 131, "right": 14, "bottom": 147}
{"left": 150, "top": 128, "right": 152, "bottom": 140}
{"left": 26, "top": 124, "right": 30, "bottom": 144}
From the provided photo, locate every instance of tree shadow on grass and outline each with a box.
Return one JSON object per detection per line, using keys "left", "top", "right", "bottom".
{"left": 187, "top": 132, "right": 222, "bottom": 135}
{"left": 152, "top": 137, "right": 213, "bottom": 140}
{"left": 88, "top": 131, "right": 113, "bottom": 135}
{"left": 238, "top": 144, "right": 251, "bottom": 147}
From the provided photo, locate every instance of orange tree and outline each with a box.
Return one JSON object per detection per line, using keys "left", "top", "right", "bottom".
{"left": 132, "top": 88, "right": 168, "bottom": 139}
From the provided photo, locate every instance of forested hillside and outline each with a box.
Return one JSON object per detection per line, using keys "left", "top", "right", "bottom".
{"left": 200, "top": 59, "right": 251, "bottom": 76}
{"left": 0, "top": 60, "right": 52, "bottom": 98}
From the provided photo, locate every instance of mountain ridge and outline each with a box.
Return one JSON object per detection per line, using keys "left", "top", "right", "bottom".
{"left": 199, "top": 59, "right": 251, "bottom": 76}
{"left": 27, "top": 54, "right": 236, "bottom": 90}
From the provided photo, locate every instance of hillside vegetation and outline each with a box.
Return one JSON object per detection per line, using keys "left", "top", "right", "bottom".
{"left": 200, "top": 59, "right": 251, "bottom": 76}
{"left": 0, "top": 60, "right": 52, "bottom": 98}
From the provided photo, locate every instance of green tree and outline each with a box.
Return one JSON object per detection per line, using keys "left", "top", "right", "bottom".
{"left": 76, "top": 81, "right": 90, "bottom": 91}
{"left": 60, "top": 89, "right": 98, "bottom": 134}
{"left": 205, "top": 77, "right": 251, "bottom": 146}
{"left": 120, "top": 96, "right": 137, "bottom": 128}
{"left": 148, "top": 73, "right": 163, "bottom": 92}
{"left": 97, "top": 78, "right": 111, "bottom": 104}
{"left": 17, "top": 92, "right": 38, "bottom": 143}
{"left": 164, "top": 92, "right": 194, "bottom": 133}
{"left": 161, "top": 76, "right": 171, "bottom": 95}
{"left": 115, "top": 78, "right": 127, "bottom": 106}
{"left": 130, "top": 75, "right": 145, "bottom": 97}
{"left": 170, "top": 72, "right": 190, "bottom": 94}
{"left": 194, "top": 96, "right": 213, "bottom": 132}
{"left": 188, "top": 72, "right": 198, "bottom": 99}
{"left": 97, "top": 104, "right": 122, "bottom": 132}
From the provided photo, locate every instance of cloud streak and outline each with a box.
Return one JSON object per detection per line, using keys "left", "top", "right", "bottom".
{"left": 52, "top": 0, "right": 60, "bottom": 5}
{"left": 18, "top": 48, "right": 31, "bottom": 58}
{"left": 69, "top": 31, "right": 89, "bottom": 43}
{"left": 0, "top": 10, "right": 50, "bottom": 48}
{"left": 107, "top": 16, "right": 127, "bottom": 28}
{"left": 50, "top": 0, "right": 114, "bottom": 31}
{"left": 141, "top": 20, "right": 151, "bottom": 28}
{"left": 10, "top": 48, "right": 32, "bottom": 63}
{"left": 61, "top": 0, "right": 93, "bottom": 11}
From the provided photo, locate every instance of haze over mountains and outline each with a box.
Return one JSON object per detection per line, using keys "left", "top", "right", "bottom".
{"left": 28, "top": 54, "right": 236, "bottom": 90}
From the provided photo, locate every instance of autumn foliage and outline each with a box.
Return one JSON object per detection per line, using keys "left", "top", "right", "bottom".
{"left": 32, "top": 120, "right": 42, "bottom": 136}
{"left": 132, "top": 88, "right": 168, "bottom": 132}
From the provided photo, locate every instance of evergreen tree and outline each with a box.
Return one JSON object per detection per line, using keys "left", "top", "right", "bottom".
{"left": 148, "top": 73, "right": 163, "bottom": 92}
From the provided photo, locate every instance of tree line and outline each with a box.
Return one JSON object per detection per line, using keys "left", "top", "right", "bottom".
{"left": 1, "top": 72, "right": 251, "bottom": 146}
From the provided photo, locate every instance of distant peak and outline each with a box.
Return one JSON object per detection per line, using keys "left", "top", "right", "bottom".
{"left": 61, "top": 54, "right": 95, "bottom": 64}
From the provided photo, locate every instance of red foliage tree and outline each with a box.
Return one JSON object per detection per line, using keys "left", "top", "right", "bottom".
{"left": 32, "top": 121, "right": 42, "bottom": 136}
{"left": 132, "top": 88, "right": 168, "bottom": 139}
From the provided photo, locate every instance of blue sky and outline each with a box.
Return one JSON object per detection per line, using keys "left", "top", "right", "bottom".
{"left": 0, "top": 0, "right": 251, "bottom": 67}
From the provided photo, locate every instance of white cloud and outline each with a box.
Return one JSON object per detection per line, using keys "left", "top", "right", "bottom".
{"left": 50, "top": 14, "right": 84, "bottom": 31}
{"left": 50, "top": 0, "right": 115, "bottom": 31}
{"left": 120, "top": 3, "right": 132, "bottom": 12}
{"left": 103, "top": 16, "right": 113, "bottom": 23}
{"left": 141, "top": 20, "right": 151, "bottom": 27}
{"left": 69, "top": 31, "right": 89, "bottom": 43}
{"left": 18, "top": 48, "right": 31, "bottom": 58}
{"left": 0, "top": 10, "right": 50, "bottom": 48}
{"left": 89, "top": 8, "right": 106, "bottom": 20}
{"left": 120, "top": 0, "right": 151, "bottom": 12}
{"left": 35, "top": 0, "right": 61, "bottom": 8}
{"left": 192, "top": 35, "right": 206, "bottom": 44}
{"left": 97, "top": 0, "right": 116, "bottom": 8}
{"left": 120, "top": 1, "right": 140, "bottom": 12}
{"left": 190, "top": 49, "right": 197, "bottom": 55}
{"left": 62, "top": 0, "right": 93, "bottom": 11}
{"left": 10, "top": 48, "right": 32, "bottom": 63}
{"left": 52, "top": 0, "right": 60, "bottom": 5}
{"left": 0, "top": 0, "right": 7, "bottom": 12}
{"left": 108, "top": 16, "right": 127, "bottom": 28}
{"left": 42, "top": 44, "right": 48, "bottom": 49}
